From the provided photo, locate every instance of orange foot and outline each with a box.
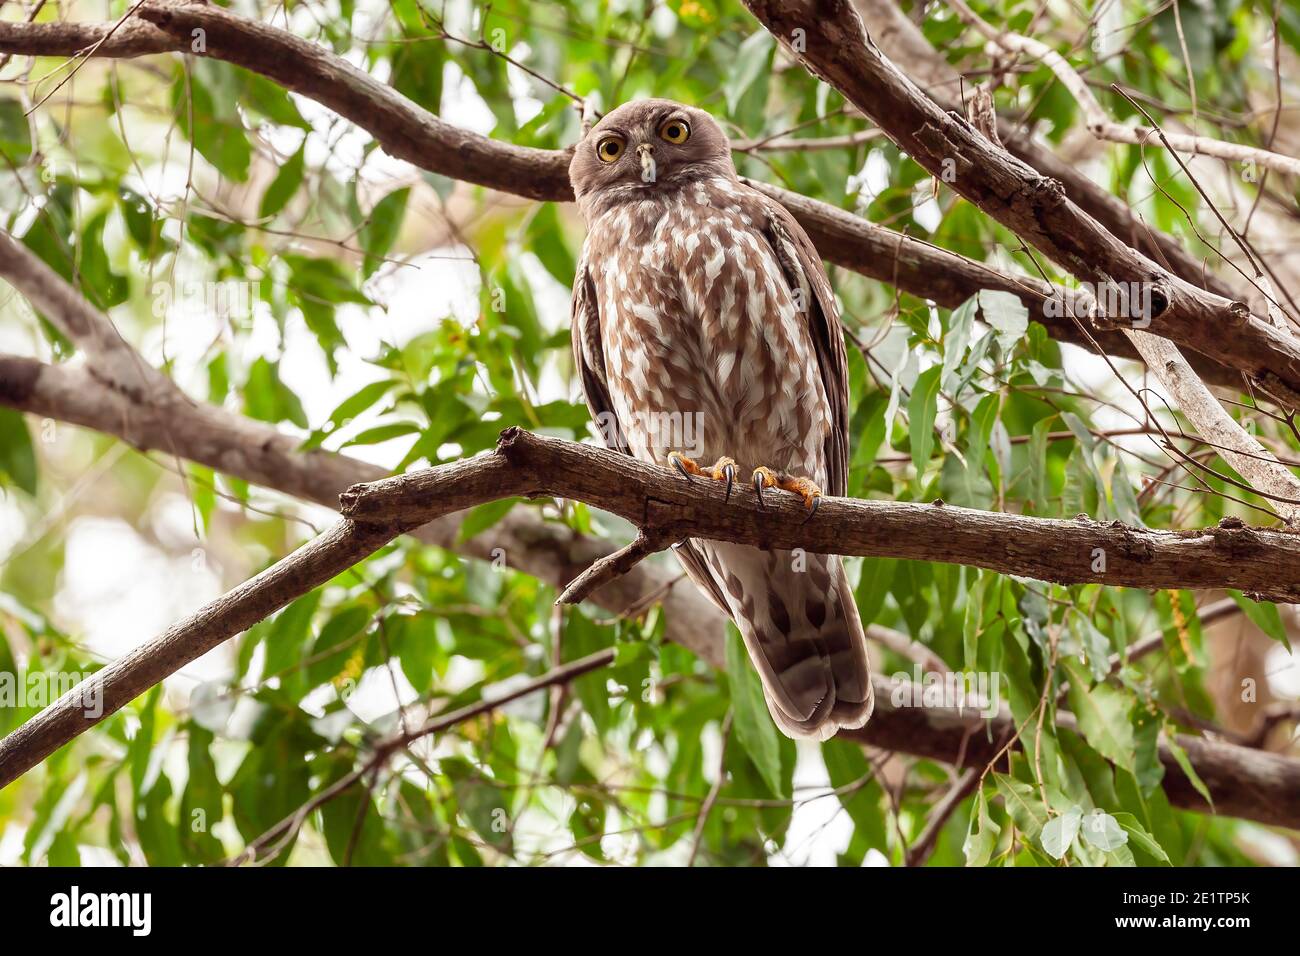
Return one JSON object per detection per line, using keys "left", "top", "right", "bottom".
{"left": 667, "top": 452, "right": 738, "bottom": 502}
{"left": 752, "top": 466, "right": 822, "bottom": 517}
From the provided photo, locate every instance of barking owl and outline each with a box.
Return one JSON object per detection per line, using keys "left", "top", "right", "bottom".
{"left": 568, "top": 99, "right": 873, "bottom": 740}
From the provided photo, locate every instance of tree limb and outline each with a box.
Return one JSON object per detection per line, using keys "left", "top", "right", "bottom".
{"left": 342, "top": 428, "right": 1300, "bottom": 602}
{"left": 741, "top": 0, "right": 1300, "bottom": 400}
{"left": 3, "top": 427, "right": 1299, "bottom": 829}
{"left": 849, "top": 0, "right": 1244, "bottom": 309}
{"left": 1125, "top": 329, "right": 1300, "bottom": 522}
{"left": 0, "top": 3, "right": 1244, "bottom": 386}
{"left": 948, "top": 0, "right": 1300, "bottom": 179}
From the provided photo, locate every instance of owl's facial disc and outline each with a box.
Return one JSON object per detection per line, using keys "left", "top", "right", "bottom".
{"left": 569, "top": 99, "right": 736, "bottom": 214}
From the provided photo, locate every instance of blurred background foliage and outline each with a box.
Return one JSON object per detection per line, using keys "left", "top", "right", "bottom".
{"left": 0, "top": 0, "right": 1298, "bottom": 866}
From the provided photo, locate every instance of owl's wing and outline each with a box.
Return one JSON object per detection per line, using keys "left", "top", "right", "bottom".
{"left": 746, "top": 192, "right": 851, "bottom": 499}
{"left": 571, "top": 257, "right": 730, "bottom": 614}
{"left": 571, "top": 259, "right": 628, "bottom": 455}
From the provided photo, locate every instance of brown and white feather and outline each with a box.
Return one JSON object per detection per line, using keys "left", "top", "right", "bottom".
{"left": 569, "top": 99, "right": 873, "bottom": 739}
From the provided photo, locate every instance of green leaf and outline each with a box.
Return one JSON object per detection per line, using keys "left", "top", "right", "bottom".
{"left": 1229, "top": 589, "right": 1290, "bottom": 649}
{"left": 1110, "top": 811, "right": 1169, "bottom": 863}
{"left": 1071, "top": 615, "right": 1113, "bottom": 682}
{"left": 391, "top": 612, "right": 439, "bottom": 694}
{"left": 79, "top": 211, "right": 129, "bottom": 309}
{"left": 1079, "top": 809, "right": 1128, "bottom": 851}
{"left": 173, "top": 61, "right": 251, "bottom": 182}
{"left": 725, "top": 624, "right": 784, "bottom": 797}
{"left": 1041, "top": 805, "right": 1082, "bottom": 859}
{"left": 259, "top": 145, "right": 305, "bottom": 218}
{"left": 1163, "top": 729, "right": 1213, "bottom": 810}
{"left": 723, "top": 31, "right": 774, "bottom": 120}
{"left": 284, "top": 255, "right": 369, "bottom": 370}
{"left": 0, "top": 407, "right": 38, "bottom": 495}
{"left": 359, "top": 187, "right": 410, "bottom": 275}
{"left": 963, "top": 571, "right": 987, "bottom": 669}
{"left": 1063, "top": 657, "right": 1135, "bottom": 772}
{"left": 320, "top": 780, "right": 392, "bottom": 866}
{"left": 448, "top": 767, "right": 511, "bottom": 853}
{"left": 963, "top": 785, "right": 1001, "bottom": 867}
{"left": 908, "top": 365, "right": 943, "bottom": 478}
{"left": 301, "top": 378, "right": 397, "bottom": 450}
{"left": 390, "top": 42, "right": 444, "bottom": 113}
{"left": 340, "top": 422, "right": 421, "bottom": 447}
{"left": 822, "top": 738, "right": 886, "bottom": 857}
{"left": 307, "top": 605, "right": 372, "bottom": 689}
{"left": 262, "top": 591, "right": 323, "bottom": 683}
{"left": 241, "top": 72, "right": 310, "bottom": 129}
{"left": 244, "top": 358, "right": 309, "bottom": 429}
{"left": 456, "top": 498, "right": 518, "bottom": 543}
{"left": 941, "top": 296, "right": 977, "bottom": 385}
{"left": 179, "top": 724, "right": 226, "bottom": 863}
{"left": 977, "top": 289, "right": 1029, "bottom": 351}
{"left": 0, "top": 96, "right": 32, "bottom": 161}
{"left": 993, "top": 773, "right": 1048, "bottom": 842}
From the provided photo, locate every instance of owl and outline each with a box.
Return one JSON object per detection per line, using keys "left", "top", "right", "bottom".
{"left": 568, "top": 99, "right": 873, "bottom": 740}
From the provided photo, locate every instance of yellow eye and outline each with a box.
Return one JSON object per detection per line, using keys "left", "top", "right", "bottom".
{"left": 659, "top": 119, "right": 690, "bottom": 144}
{"left": 596, "top": 136, "right": 624, "bottom": 163}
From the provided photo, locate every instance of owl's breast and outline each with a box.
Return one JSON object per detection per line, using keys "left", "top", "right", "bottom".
{"left": 583, "top": 186, "right": 828, "bottom": 477}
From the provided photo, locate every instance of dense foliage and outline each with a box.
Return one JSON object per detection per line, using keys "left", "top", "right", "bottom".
{"left": 0, "top": 0, "right": 1296, "bottom": 866}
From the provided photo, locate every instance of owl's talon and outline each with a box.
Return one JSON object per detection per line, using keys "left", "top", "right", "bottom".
{"left": 751, "top": 466, "right": 777, "bottom": 509}
{"left": 669, "top": 453, "right": 740, "bottom": 501}
{"left": 750, "top": 466, "right": 821, "bottom": 515}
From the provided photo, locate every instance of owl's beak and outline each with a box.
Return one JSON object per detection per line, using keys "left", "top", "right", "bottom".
{"left": 636, "top": 143, "right": 656, "bottom": 183}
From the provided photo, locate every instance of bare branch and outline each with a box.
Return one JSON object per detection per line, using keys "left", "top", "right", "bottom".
{"left": 0, "top": 229, "right": 163, "bottom": 400}
{"left": 0, "top": 4, "right": 1245, "bottom": 386}
{"left": 555, "top": 530, "right": 671, "bottom": 606}
{"left": 2, "top": 430, "right": 1298, "bottom": 830}
{"left": 0, "top": 353, "right": 726, "bottom": 669}
{"left": 344, "top": 428, "right": 1300, "bottom": 603}
{"left": 1125, "top": 329, "right": 1300, "bottom": 522}
{"left": 948, "top": 0, "right": 1300, "bottom": 178}
{"left": 741, "top": 0, "right": 1300, "bottom": 400}
{"left": 0, "top": 516, "right": 412, "bottom": 788}
{"left": 849, "top": 0, "right": 1246, "bottom": 308}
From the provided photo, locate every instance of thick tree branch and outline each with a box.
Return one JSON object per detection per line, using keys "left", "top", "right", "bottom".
{"left": 866, "top": 3, "right": 1300, "bottom": 519}
{"left": 741, "top": 0, "right": 1300, "bottom": 400}
{"left": 949, "top": 0, "right": 1300, "bottom": 179}
{"left": 0, "top": 230, "right": 165, "bottom": 400}
{"left": 1125, "top": 329, "right": 1300, "bottom": 522}
{"left": 850, "top": 0, "right": 1268, "bottom": 309}
{"left": 0, "top": 516, "right": 411, "bottom": 788}
{"left": 343, "top": 429, "right": 1300, "bottom": 602}
{"left": 0, "top": 353, "right": 727, "bottom": 668}
{"left": 0, "top": 350, "right": 938, "bottom": 669}
{"left": 0, "top": 4, "right": 1243, "bottom": 386}
{"left": 3, "top": 427, "right": 1299, "bottom": 829}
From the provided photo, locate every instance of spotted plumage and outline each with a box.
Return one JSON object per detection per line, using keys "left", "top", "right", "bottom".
{"left": 569, "top": 99, "right": 873, "bottom": 739}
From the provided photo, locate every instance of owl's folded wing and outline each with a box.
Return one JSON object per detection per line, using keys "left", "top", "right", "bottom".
{"left": 745, "top": 191, "right": 852, "bottom": 500}
{"left": 570, "top": 253, "right": 731, "bottom": 614}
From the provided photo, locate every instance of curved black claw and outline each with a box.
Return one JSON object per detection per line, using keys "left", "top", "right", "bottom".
{"left": 722, "top": 464, "right": 736, "bottom": 503}
{"left": 802, "top": 495, "right": 821, "bottom": 524}
{"left": 753, "top": 472, "right": 766, "bottom": 509}
{"left": 672, "top": 456, "right": 694, "bottom": 482}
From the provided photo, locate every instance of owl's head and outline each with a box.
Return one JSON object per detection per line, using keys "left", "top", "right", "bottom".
{"left": 569, "top": 99, "right": 734, "bottom": 215}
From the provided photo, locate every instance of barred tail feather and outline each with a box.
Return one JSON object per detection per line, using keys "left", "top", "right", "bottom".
{"left": 688, "top": 541, "right": 874, "bottom": 741}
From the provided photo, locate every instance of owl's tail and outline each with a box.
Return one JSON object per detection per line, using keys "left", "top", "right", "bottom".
{"left": 695, "top": 541, "right": 874, "bottom": 741}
